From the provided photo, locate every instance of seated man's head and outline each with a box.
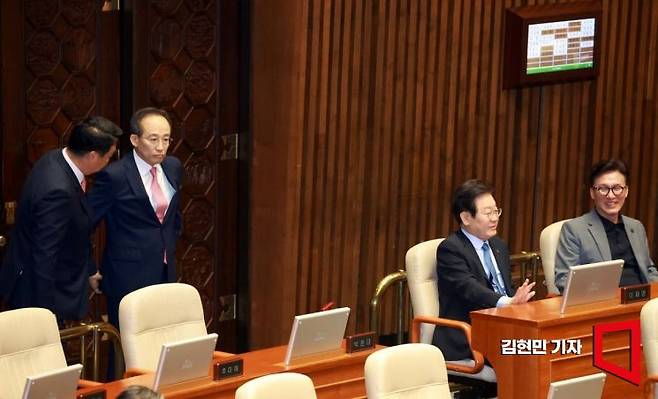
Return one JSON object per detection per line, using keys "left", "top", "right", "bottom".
{"left": 452, "top": 179, "right": 501, "bottom": 241}
{"left": 116, "top": 385, "right": 162, "bottom": 399}
{"left": 589, "top": 159, "right": 629, "bottom": 223}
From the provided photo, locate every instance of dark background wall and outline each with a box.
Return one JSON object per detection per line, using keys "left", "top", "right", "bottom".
{"left": 250, "top": 0, "right": 658, "bottom": 348}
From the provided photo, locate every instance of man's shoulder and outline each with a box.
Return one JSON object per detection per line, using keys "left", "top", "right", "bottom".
{"left": 563, "top": 212, "right": 594, "bottom": 229}
{"left": 163, "top": 155, "right": 181, "bottom": 168}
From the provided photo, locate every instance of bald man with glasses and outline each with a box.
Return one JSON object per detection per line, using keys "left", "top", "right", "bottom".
{"left": 554, "top": 159, "right": 658, "bottom": 293}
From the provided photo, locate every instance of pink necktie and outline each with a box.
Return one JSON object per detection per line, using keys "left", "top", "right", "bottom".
{"left": 80, "top": 177, "right": 87, "bottom": 193}
{"left": 150, "top": 166, "right": 168, "bottom": 223}
{"left": 150, "top": 166, "right": 168, "bottom": 264}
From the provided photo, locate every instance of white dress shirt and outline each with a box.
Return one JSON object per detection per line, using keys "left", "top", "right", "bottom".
{"left": 133, "top": 150, "right": 175, "bottom": 214}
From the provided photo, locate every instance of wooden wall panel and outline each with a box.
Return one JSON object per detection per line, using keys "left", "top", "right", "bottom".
{"left": 251, "top": 0, "right": 658, "bottom": 348}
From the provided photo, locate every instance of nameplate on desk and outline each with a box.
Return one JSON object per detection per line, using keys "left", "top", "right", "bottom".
{"left": 77, "top": 389, "right": 106, "bottom": 399}
{"left": 345, "top": 331, "right": 376, "bottom": 353}
{"left": 621, "top": 284, "right": 651, "bottom": 304}
{"left": 213, "top": 357, "right": 244, "bottom": 380}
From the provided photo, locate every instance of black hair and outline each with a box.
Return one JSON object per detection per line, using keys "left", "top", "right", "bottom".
{"left": 589, "top": 159, "right": 629, "bottom": 186}
{"left": 451, "top": 179, "right": 494, "bottom": 225}
{"left": 116, "top": 385, "right": 162, "bottom": 399}
{"left": 67, "top": 116, "right": 123, "bottom": 156}
{"left": 130, "top": 107, "right": 172, "bottom": 137}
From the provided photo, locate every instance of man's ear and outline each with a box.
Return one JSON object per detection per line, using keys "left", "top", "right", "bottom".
{"left": 130, "top": 133, "right": 139, "bottom": 147}
{"left": 460, "top": 211, "right": 471, "bottom": 226}
{"left": 85, "top": 151, "right": 100, "bottom": 162}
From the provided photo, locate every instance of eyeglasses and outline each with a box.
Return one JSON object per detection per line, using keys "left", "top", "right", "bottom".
{"left": 479, "top": 207, "right": 502, "bottom": 219}
{"left": 592, "top": 185, "right": 626, "bottom": 196}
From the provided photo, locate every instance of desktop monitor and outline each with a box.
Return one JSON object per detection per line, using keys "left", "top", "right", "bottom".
{"left": 548, "top": 372, "right": 606, "bottom": 398}
{"left": 22, "top": 364, "right": 83, "bottom": 399}
{"left": 560, "top": 259, "right": 624, "bottom": 314}
{"left": 152, "top": 333, "right": 218, "bottom": 391}
{"left": 284, "top": 307, "right": 351, "bottom": 366}
{"left": 503, "top": 1, "right": 602, "bottom": 88}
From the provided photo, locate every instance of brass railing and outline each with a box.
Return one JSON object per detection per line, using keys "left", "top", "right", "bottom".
{"left": 369, "top": 251, "right": 542, "bottom": 342}
{"left": 369, "top": 269, "right": 407, "bottom": 345}
{"left": 60, "top": 321, "right": 124, "bottom": 381}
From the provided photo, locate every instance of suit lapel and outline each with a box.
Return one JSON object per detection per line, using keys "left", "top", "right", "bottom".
{"left": 586, "top": 209, "right": 612, "bottom": 260}
{"left": 123, "top": 152, "right": 160, "bottom": 221}
{"left": 54, "top": 150, "right": 92, "bottom": 217}
{"left": 622, "top": 216, "right": 645, "bottom": 268}
{"left": 455, "top": 231, "right": 490, "bottom": 285}
{"left": 160, "top": 158, "right": 179, "bottom": 225}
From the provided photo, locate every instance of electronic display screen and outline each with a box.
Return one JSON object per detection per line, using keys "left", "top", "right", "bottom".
{"left": 526, "top": 18, "right": 595, "bottom": 75}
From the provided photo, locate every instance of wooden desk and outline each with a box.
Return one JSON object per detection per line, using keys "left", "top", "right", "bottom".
{"left": 77, "top": 345, "right": 380, "bottom": 398}
{"left": 470, "top": 289, "right": 654, "bottom": 399}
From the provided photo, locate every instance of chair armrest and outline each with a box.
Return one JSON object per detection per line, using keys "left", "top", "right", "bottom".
{"left": 411, "top": 315, "right": 484, "bottom": 374}
{"left": 213, "top": 350, "right": 235, "bottom": 359}
{"left": 78, "top": 379, "right": 103, "bottom": 388}
{"left": 124, "top": 368, "right": 151, "bottom": 378}
{"left": 644, "top": 374, "right": 658, "bottom": 399}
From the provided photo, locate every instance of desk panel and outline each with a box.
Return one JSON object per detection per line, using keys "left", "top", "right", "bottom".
{"left": 77, "top": 345, "right": 380, "bottom": 398}
{"left": 471, "top": 291, "right": 652, "bottom": 399}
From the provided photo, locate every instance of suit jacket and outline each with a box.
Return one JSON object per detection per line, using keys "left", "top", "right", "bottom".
{"left": 88, "top": 151, "right": 182, "bottom": 300}
{"left": 432, "top": 230, "right": 514, "bottom": 360}
{"left": 555, "top": 209, "right": 658, "bottom": 293}
{"left": 0, "top": 150, "right": 94, "bottom": 320}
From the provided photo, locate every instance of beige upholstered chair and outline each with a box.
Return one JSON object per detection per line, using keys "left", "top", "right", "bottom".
{"left": 641, "top": 298, "right": 658, "bottom": 398}
{"left": 405, "top": 239, "right": 445, "bottom": 344}
{"left": 235, "top": 372, "right": 317, "bottom": 399}
{"left": 119, "top": 283, "right": 211, "bottom": 372}
{"left": 539, "top": 219, "right": 571, "bottom": 296}
{"left": 0, "top": 308, "right": 98, "bottom": 399}
{"left": 364, "top": 343, "right": 451, "bottom": 399}
{"left": 405, "top": 239, "right": 495, "bottom": 383}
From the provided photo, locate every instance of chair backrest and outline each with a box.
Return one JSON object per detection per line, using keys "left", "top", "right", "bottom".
{"left": 119, "top": 283, "right": 208, "bottom": 370}
{"left": 235, "top": 372, "right": 317, "bottom": 399}
{"left": 540, "top": 219, "right": 571, "bottom": 295}
{"left": 642, "top": 298, "right": 658, "bottom": 377}
{"left": 0, "top": 308, "right": 67, "bottom": 399}
{"left": 405, "top": 238, "right": 445, "bottom": 343}
{"left": 364, "top": 343, "right": 451, "bottom": 399}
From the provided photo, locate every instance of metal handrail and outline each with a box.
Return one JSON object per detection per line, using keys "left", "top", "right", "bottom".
{"left": 369, "top": 251, "right": 543, "bottom": 341}
{"left": 60, "top": 321, "right": 124, "bottom": 381}
{"left": 369, "top": 269, "right": 407, "bottom": 344}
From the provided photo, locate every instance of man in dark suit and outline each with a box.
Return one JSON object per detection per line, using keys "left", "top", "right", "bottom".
{"left": 0, "top": 117, "right": 122, "bottom": 322}
{"left": 88, "top": 107, "right": 182, "bottom": 330}
{"left": 433, "top": 179, "right": 535, "bottom": 362}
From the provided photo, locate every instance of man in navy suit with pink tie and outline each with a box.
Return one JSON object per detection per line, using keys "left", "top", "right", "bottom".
{"left": 88, "top": 107, "right": 182, "bottom": 330}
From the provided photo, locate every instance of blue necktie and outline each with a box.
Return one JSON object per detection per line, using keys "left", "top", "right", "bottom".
{"left": 482, "top": 242, "right": 505, "bottom": 295}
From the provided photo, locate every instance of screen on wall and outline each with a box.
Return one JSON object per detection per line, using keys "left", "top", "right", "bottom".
{"left": 526, "top": 18, "right": 596, "bottom": 75}
{"left": 503, "top": 1, "right": 601, "bottom": 88}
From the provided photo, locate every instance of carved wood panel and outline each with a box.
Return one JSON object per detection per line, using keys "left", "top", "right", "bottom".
{"left": 130, "top": 0, "right": 241, "bottom": 349}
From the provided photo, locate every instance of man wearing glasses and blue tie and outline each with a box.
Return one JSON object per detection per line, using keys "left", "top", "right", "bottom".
{"left": 554, "top": 159, "right": 658, "bottom": 293}
{"left": 432, "top": 180, "right": 536, "bottom": 372}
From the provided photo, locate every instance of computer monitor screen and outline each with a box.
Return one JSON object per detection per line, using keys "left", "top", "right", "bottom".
{"left": 153, "top": 333, "right": 218, "bottom": 391}
{"left": 526, "top": 18, "right": 595, "bottom": 75}
{"left": 22, "top": 364, "right": 82, "bottom": 399}
{"left": 284, "top": 307, "right": 350, "bottom": 366}
{"left": 560, "top": 259, "right": 624, "bottom": 314}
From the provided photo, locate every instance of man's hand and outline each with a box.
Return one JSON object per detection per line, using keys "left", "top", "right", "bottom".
{"left": 89, "top": 272, "right": 103, "bottom": 294}
{"left": 510, "top": 278, "right": 536, "bottom": 304}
